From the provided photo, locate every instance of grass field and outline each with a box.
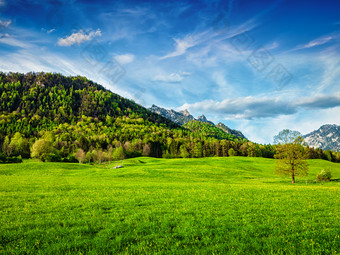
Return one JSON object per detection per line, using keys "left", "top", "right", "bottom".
{"left": 0, "top": 157, "right": 339, "bottom": 254}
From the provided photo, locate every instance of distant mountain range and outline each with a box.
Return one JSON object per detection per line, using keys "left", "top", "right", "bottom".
{"left": 149, "top": 104, "right": 246, "bottom": 140}
{"left": 304, "top": 124, "right": 340, "bottom": 152}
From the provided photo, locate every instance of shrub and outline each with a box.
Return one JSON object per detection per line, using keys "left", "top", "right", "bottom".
{"left": 228, "top": 148, "right": 237, "bottom": 157}
{"left": 31, "top": 139, "right": 54, "bottom": 161}
{"left": 45, "top": 152, "right": 62, "bottom": 162}
{"left": 0, "top": 154, "right": 23, "bottom": 163}
{"left": 317, "top": 169, "right": 332, "bottom": 181}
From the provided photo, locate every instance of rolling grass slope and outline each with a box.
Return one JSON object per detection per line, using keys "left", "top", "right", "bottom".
{"left": 0, "top": 157, "right": 339, "bottom": 254}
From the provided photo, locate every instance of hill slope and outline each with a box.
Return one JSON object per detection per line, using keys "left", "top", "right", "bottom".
{"left": 183, "top": 120, "right": 245, "bottom": 141}
{"left": 0, "top": 72, "right": 178, "bottom": 135}
{"left": 216, "top": 122, "right": 246, "bottom": 139}
{"left": 0, "top": 72, "right": 257, "bottom": 160}
{"left": 1, "top": 157, "right": 339, "bottom": 254}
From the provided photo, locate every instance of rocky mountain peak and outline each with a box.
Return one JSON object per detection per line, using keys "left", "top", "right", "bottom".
{"left": 197, "top": 114, "right": 208, "bottom": 122}
{"left": 304, "top": 124, "right": 340, "bottom": 151}
{"left": 149, "top": 105, "right": 246, "bottom": 140}
{"left": 149, "top": 105, "right": 194, "bottom": 125}
{"left": 216, "top": 122, "right": 246, "bottom": 139}
{"left": 180, "top": 109, "right": 191, "bottom": 116}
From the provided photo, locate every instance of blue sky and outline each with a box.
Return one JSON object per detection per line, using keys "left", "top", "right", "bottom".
{"left": 1, "top": 0, "right": 340, "bottom": 143}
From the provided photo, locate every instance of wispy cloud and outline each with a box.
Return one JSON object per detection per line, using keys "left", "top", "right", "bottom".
{"left": 153, "top": 71, "right": 191, "bottom": 83}
{"left": 47, "top": 28, "right": 55, "bottom": 34}
{"left": 0, "top": 0, "right": 5, "bottom": 6}
{"left": 179, "top": 93, "right": 340, "bottom": 119}
{"left": 160, "top": 35, "right": 199, "bottom": 60}
{"left": 290, "top": 35, "right": 335, "bottom": 52}
{"left": 114, "top": 54, "right": 135, "bottom": 65}
{"left": 0, "top": 19, "right": 11, "bottom": 27}
{"left": 57, "top": 29, "right": 102, "bottom": 46}
{"left": 0, "top": 33, "right": 9, "bottom": 39}
{"left": 303, "top": 36, "right": 333, "bottom": 49}
{"left": 0, "top": 36, "right": 34, "bottom": 49}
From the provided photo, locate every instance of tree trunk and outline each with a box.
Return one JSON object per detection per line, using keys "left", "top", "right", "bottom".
{"left": 292, "top": 173, "right": 295, "bottom": 183}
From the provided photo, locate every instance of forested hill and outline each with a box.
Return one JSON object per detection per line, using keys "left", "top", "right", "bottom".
{"left": 1, "top": 72, "right": 336, "bottom": 163}
{"left": 183, "top": 120, "right": 245, "bottom": 141}
{"left": 0, "top": 72, "right": 257, "bottom": 162}
{"left": 0, "top": 72, "right": 178, "bottom": 136}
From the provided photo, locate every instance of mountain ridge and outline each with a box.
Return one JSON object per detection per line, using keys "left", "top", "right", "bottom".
{"left": 149, "top": 104, "right": 246, "bottom": 140}
{"left": 304, "top": 124, "right": 340, "bottom": 152}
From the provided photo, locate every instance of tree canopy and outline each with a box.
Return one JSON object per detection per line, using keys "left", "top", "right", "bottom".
{"left": 0, "top": 72, "right": 339, "bottom": 163}
{"left": 274, "top": 130, "right": 309, "bottom": 183}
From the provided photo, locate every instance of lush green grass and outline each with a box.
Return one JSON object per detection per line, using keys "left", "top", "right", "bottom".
{"left": 0, "top": 157, "right": 339, "bottom": 254}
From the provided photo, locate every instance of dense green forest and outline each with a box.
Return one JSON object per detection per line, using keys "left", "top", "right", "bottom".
{"left": 184, "top": 120, "right": 243, "bottom": 140}
{"left": 0, "top": 72, "right": 339, "bottom": 163}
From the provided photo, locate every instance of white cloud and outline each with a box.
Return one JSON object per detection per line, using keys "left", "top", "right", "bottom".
{"left": 57, "top": 29, "right": 102, "bottom": 46}
{"left": 0, "top": 47, "right": 133, "bottom": 100}
{"left": 153, "top": 71, "right": 191, "bottom": 83}
{"left": 211, "top": 71, "right": 236, "bottom": 97}
{"left": 289, "top": 36, "right": 334, "bottom": 52}
{"left": 115, "top": 54, "right": 135, "bottom": 65}
{"left": 179, "top": 93, "right": 340, "bottom": 120}
{"left": 160, "top": 35, "right": 200, "bottom": 59}
{"left": 0, "top": 0, "right": 4, "bottom": 5}
{"left": 0, "top": 33, "right": 10, "bottom": 39}
{"left": 266, "top": 41, "right": 279, "bottom": 50}
{"left": 0, "top": 36, "right": 34, "bottom": 49}
{"left": 0, "top": 19, "right": 11, "bottom": 27}
{"left": 314, "top": 54, "right": 340, "bottom": 94}
{"left": 303, "top": 36, "right": 333, "bottom": 48}
{"left": 47, "top": 28, "right": 55, "bottom": 34}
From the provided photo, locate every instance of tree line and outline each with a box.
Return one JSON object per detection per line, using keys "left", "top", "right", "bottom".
{"left": 1, "top": 72, "right": 339, "bottom": 163}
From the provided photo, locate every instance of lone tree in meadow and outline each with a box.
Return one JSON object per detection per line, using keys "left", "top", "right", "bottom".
{"left": 273, "top": 129, "right": 309, "bottom": 183}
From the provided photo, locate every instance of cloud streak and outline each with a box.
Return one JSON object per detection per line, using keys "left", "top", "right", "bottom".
{"left": 0, "top": 19, "right": 11, "bottom": 27}
{"left": 290, "top": 35, "right": 336, "bottom": 52}
{"left": 115, "top": 54, "right": 135, "bottom": 65}
{"left": 303, "top": 36, "right": 333, "bottom": 49}
{"left": 153, "top": 71, "right": 191, "bottom": 83}
{"left": 57, "top": 29, "right": 102, "bottom": 46}
{"left": 160, "top": 35, "right": 199, "bottom": 59}
{"left": 179, "top": 93, "right": 340, "bottom": 119}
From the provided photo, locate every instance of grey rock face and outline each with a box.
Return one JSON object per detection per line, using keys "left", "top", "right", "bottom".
{"left": 304, "top": 124, "right": 340, "bottom": 151}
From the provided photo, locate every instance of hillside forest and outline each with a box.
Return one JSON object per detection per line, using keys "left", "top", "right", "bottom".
{"left": 1, "top": 72, "right": 339, "bottom": 163}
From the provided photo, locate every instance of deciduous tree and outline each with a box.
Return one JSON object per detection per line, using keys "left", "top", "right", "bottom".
{"left": 273, "top": 129, "right": 309, "bottom": 183}
{"left": 75, "top": 148, "right": 86, "bottom": 164}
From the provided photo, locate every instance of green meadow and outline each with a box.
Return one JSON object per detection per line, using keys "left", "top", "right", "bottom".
{"left": 0, "top": 157, "right": 339, "bottom": 254}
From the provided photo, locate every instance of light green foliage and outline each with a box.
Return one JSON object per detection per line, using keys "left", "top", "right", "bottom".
{"left": 317, "top": 168, "right": 332, "bottom": 181}
{"left": 0, "top": 158, "right": 339, "bottom": 254}
{"left": 112, "top": 146, "right": 125, "bottom": 162}
{"left": 75, "top": 148, "right": 86, "bottom": 164}
{"left": 2, "top": 135, "right": 10, "bottom": 156}
{"left": 180, "top": 145, "right": 190, "bottom": 158}
{"left": 30, "top": 139, "right": 53, "bottom": 161}
{"left": 7, "top": 132, "right": 29, "bottom": 157}
{"left": 184, "top": 120, "right": 243, "bottom": 141}
{"left": 0, "top": 72, "right": 336, "bottom": 162}
{"left": 274, "top": 130, "right": 309, "bottom": 183}
{"left": 228, "top": 148, "right": 237, "bottom": 156}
